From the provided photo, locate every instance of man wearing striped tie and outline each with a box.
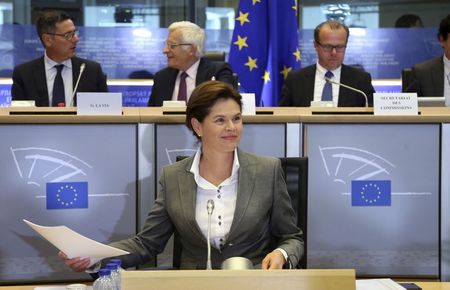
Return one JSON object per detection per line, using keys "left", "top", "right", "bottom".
{"left": 279, "top": 20, "right": 375, "bottom": 107}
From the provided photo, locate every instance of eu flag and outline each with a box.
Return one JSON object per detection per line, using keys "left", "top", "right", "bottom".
{"left": 351, "top": 180, "right": 391, "bottom": 206}
{"left": 229, "top": 0, "right": 301, "bottom": 106}
{"left": 46, "top": 182, "right": 88, "bottom": 209}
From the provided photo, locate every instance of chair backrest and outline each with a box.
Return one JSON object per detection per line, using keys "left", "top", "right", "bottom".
{"left": 203, "top": 51, "right": 226, "bottom": 62}
{"left": 401, "top": 67, "right": 415, "bottom": 92}
{"left": 172, "top": 156, "right": 308, "bottom": 269}
{"left": 279, "top": 157, "right": 308, "bottom": 269}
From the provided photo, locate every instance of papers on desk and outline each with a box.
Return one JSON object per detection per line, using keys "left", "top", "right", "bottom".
{"left": 357, "top": 278, "right": 407, "bottom": 290}
{"left": 34, "top": 287, "right": 92, "bottom": 290}
{"left": 23, "top": 219, "right": 129, "bottom": 266}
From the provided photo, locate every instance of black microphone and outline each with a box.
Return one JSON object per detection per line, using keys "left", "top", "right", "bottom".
{"left": 206, "top": 199, "right": 214, "bottom": 270}
{"left": 325, "top": 77, "right": 368, "bottom": 108}
{"left": 70, "top": 63, "right": 86, "bottom": 106}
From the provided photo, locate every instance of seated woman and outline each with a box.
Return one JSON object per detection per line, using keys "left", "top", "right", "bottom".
{"left": 60, "top": 80, "right": 304, "bottom": 271}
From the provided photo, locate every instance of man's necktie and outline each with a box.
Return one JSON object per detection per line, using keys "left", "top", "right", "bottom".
{"left": 177, "top": 71, "right": 188, "bottom": 101}
{"left": 52, "top": 64, "right": 65, "bottom": 107}
{"left": 321, "top": 70, "right": 334, "bottom": 101}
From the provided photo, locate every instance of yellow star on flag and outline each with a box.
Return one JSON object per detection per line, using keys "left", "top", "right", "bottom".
{"left": 280, "top": 65, "right": 292, "bottom": 79}
{"left": 293, "top": 48, "right": 301, "bottom": 62}
{"left": 262, "top": 70, "right": 271, "bottom": 83}
{"left": 245, "top": 56, "right": 258, "bottom": 72}
{"left": 292, "top": 0, "right": 298, "bottom": 16}
{"left": 252, "top": 0, "right": 261, "bottom": 5}
{"left": 236, "top": 11, "right": 250, "bottom": 26}
{"left": 234, "top": 35, "right": 248, "bottom": 51}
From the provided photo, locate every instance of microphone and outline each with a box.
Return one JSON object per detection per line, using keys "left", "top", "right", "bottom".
{"left": 325, "top": 77, "right": 368, "bottom": 108}
{"left": 206, "top": 199, "right": 214, "bottom": 270}
{"left": 70, "top": 63, "right": 86, "bottom": 106}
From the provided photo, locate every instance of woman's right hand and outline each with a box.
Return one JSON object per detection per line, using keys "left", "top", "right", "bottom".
{"left": 58, "top": 251, "right": 91, "bottom": 272}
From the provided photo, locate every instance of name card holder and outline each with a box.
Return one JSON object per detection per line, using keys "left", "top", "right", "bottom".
{"left": 374, "top": 93, "right": 418, "bottom": 115}
{"left": 77, "top": 92, "right": 122, "bottom": 115}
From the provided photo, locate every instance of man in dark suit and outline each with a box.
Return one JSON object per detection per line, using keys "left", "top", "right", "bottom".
{"left": 405, "top": 14, "right": 450, "bottom": 102}
{"left": 11, "top": 10, "right": 107, "bottom": 107}
{"left": 148, "top": 21, "right": 235, "bottom": 106}
{"left": 279, "top": 20, "right": 375, "bottom": 107}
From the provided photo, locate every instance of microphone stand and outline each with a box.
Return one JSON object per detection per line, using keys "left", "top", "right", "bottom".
{"left": 70, "top": 63, "right": 85, "bottom": 107}
{"left": 325, "top": 77, "right": 369, "bottom": 108}
{"left": 206, "top": 199, "right": 214, "bottom": 270}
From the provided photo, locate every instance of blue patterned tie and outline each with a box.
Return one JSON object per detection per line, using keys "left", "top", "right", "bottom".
{"left": 321, "top": 70, "right": 334, "bottom": 101}
{"left": 52, "top": 64, "right": 65, "bottom": 107}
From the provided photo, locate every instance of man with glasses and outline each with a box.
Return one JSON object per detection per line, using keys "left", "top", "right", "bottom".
{"left": 279, "top": 20, "right": 374, "bottom": 107}
{"left": 405, "top": 14, "right": 450, "bottom": 105}
{"left": 147, "top": 21, "right": 235, "bottom": 106}
{"left": 12, "top": 10, "right": 107, "bottom": 107}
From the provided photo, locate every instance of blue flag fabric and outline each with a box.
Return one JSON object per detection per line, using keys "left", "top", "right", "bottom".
{"left": 351, "top": 180, "right": 391, "bottom": 206}
{"left": 229, "top": 0, "right": 301, "bottom": 106}
{"left": 46, "top": 182, "right": 88, "bottom": 209}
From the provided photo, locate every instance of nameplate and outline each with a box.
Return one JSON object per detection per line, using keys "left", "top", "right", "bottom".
{"left": 77, "top": 92, "right": 122, "bottom": 115}
{"left": 373, "top": 93, "right": 418, "bottom": 115}
{"left": 10, "top": 100, "right": 35, "bottom": 107}
{"left": 163, "top": 100, "right": 186, "bottom": 107}
{"left": 241, "top": 93, "right": 256, "bottom": 115}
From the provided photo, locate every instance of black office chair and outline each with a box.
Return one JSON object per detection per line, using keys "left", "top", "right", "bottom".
{"left": 279, "top": 157, "right": 308, "bottom": 269}
{"left": 172, "top": 156, "right": 308, "bottom": 269}
{"left": 401, "top": 67, "right": 415, "bottom": 92}
{"left": 203, "top": 51, "right": 239, "bottom": 90}
{"left": 203, "top": 51, "right": 226, "bottom": 62}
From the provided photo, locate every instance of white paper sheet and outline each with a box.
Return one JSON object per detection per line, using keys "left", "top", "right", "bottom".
{"left": 356, "top": 278, "right": 406, "bottom": 290}
{"left": 34, "top": 287, "right": 93, "bottom": 290}
{"left": 24, "top": 219, "right": 129, "bottom": 266}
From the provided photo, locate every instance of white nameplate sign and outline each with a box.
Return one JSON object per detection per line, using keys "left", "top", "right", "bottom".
{"left": 373, "top": 93, "right": 418, "bottom": 115}
{"left": 77, "top": 92, "right": 122, "bottom": 115}
{"left": 241, "top": 93, "right": 256, "bottom": 115}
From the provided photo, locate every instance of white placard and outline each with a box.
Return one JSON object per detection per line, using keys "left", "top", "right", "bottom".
{"left": 10, "top": 100, "right": 35, "bottom": 107}
{"left": 373, "top": 93, "right": 418, "bottom": 115}
{"left": 76, "top": 92, "right": 122, "bottom": 115}
{"left": 241, "top": 93, "right": 256, "bottom": 115}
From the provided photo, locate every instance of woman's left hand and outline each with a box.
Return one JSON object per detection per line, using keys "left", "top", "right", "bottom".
{"left": 261, "top": 250, "right": 286, "bottom": 269}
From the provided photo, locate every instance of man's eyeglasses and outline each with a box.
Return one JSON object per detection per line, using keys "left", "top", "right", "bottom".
{"left": 45, "top": 30, "right": 79, "bottom": 41}
{"left": 316, "top": 41, "right": 346, "bottom": 53}
{"left": 165, "top": 42, "right": 192, "bottom": 50}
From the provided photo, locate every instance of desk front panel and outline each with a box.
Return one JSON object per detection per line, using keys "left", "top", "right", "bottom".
{"left": 0, "top": 124, "right": 137, "bottom": 284}
{"left": 305, "top": 123, "right": 440, "bottom": 277}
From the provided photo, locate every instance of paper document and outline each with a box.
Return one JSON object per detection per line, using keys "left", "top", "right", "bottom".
{"left": 356, "top": 278, "right": 406, "bottom": 290}
{"left": 35, "top": 287, "right": 93, "bottom": 290}
{"left": 24, "top": 219, "right": 129, "bottom": 266}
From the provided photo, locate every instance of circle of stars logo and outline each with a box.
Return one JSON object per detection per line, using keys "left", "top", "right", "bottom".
{"left": 56, "top": 185, "right": 78, "bottom": 207}
{"left": 359, "top": 183, "right": 382, "bottom": 204}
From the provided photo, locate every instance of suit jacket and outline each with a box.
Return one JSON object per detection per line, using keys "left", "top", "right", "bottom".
{"left": 407, "top": 56, "right": 444, "bottom": 96}
{"left": 279, "top": 64, "right": 375, "bottom": 107}
{"left": 110, "top": 149, "right": 304, "bottom": 269}
{"left": 11, "top": 56, "right": 108, "bottom": 106}
{"left": 147, "top": 58, "right": 236, "bottom": 106}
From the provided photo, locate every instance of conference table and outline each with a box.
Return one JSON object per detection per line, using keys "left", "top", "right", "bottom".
{"left": 0, "top": 281, "right": 449, "bottom": 290}
{"left": 1, "top": 106, "right": 449, "bottom": 285}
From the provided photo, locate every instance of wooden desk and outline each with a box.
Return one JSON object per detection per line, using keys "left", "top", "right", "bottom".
{"left": 1, "top": 282, "right": 450, "bottom": 290}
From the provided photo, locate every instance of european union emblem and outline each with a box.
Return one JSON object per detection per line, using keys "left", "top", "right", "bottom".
{"left": 46, "top": 182, "right": 88, "bottom": 209}
{"left": 229, "top": 0, "right": 300, "bottom": 106}
{"left": 351, "top": 180, "right": 391, "bottom": 206}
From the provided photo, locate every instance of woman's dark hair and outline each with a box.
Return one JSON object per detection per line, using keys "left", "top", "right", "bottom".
{"left": 186, "top": 80, "right": 242, "bottom": 139}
